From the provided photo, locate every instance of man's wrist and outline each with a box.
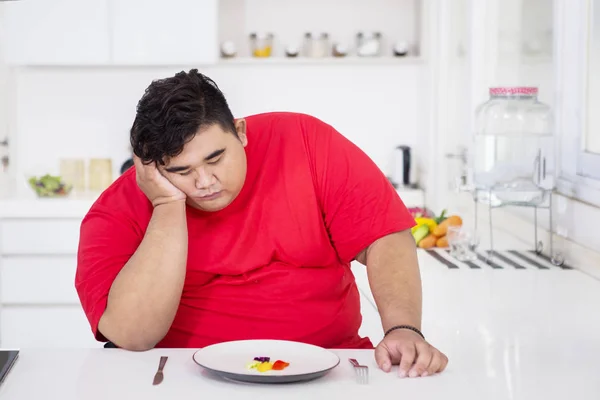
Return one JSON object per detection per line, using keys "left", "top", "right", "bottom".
{"left": 384, "top": 325, "right": 425, "bottom": 339}
{"left": 152, "top": 200, "right": 187, "bottom": 219}
{"left": 153, "top": 198, "right": 186, "bottom": 210}
{"left": 381, "top": 312, "right": 421, "bottom": 333}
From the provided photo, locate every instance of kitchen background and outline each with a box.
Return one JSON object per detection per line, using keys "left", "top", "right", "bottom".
{"left": 0, "top": 0, "right": 556, "bottom": 187}
{"left": 0, "top": 0, "right": 598, "bottom": 349}
{"left": 1, "top": 0, "right": 429, "bottom": 186}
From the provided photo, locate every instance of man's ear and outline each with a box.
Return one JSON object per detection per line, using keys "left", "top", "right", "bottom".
{"left": 234, "top": 118, "right": 248, "bottom": 147}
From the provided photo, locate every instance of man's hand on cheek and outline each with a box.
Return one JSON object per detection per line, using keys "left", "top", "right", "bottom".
{"left": 374, "top": 328, "right": 448, "bottom": 378}
{"left": 134, "top": 156, "right": 186, "bottom": 207}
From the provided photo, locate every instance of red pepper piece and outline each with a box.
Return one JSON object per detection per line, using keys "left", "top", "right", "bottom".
{"left": 272, "top": 360, "right": 290, "bottom": 370}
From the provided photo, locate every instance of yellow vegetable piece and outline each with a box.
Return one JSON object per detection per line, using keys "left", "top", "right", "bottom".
{"left": 246, "top": 361, "right": 260, "bottom": 370}
{"left": 256, "top": 362, "right": 274, "bottom": 372}
{"left": 414, "top": 217, "right": 437, "bottom": 231}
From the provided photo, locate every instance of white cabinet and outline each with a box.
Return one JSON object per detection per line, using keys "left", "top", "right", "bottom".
{"left": 1, "top": 0, "right": 110, "bottom": 65}
{"left": 109, "top": 0, "right": 218, "bottom": 65}
{"left": 0, "top": 217, "right": 98, "bottom": 348}
{"left": 0, "top": 0, "right": 219, "bottom": 66}
{"left": 1, "top": 256, "right": 79, "bottom": 304}
{"left": 0, "top": 306, "right": 99, "bottom": 348}
{"left": 0, "top": 219, "right": 81, "bottom": 255}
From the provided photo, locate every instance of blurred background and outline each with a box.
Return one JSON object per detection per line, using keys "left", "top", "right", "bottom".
{"left": 0, "top": 0, "right": 599, "bottom": 349}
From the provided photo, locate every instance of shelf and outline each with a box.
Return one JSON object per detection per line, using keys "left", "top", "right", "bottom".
{"left": 218, "top": 0, "right": 423, "bottom": 59}
{"left": 217, "top": 56, "right": 424, "bottom": 66}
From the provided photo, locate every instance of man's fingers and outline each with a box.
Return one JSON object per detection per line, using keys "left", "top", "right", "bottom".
{"left": 398, "top": 343, "right": 416, "bottom": 378}
{"left": 439, "top": 351, "right": 449, "bottom": 373}
{"left": 374, "top": 344, "right": 393, "bottom": 373}
{"left": 133, "top": 155, "right": 153, "bottom": 178}
{"left": 408, "top": 341, "right": 433, "bottom": 378}
{"left": 425, "top": 349, "right": 445, "bottom": 376}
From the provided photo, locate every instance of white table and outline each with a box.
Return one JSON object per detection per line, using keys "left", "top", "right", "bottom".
{"left": 2, "top": 238, "right": 600, "bottom": 399}
{"left": 0, "top": 345, "right": 598, "bottom": 400}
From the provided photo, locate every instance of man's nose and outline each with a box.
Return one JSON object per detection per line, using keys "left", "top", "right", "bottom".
{"left": 195, "top": 168, "right": 215, "bottom": 189}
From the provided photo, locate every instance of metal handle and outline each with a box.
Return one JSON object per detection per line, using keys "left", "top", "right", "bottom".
{"left": 445, "top": 153, "right": 467, "bottom": 161}
{"left": 157, "top": 356, "right": 168, "bottom": 372}
{"left": 445, "top": 147, "right": 468, "bottom": 162}
{"left": 542, "top": 157, "right": 546, "bottom": 180}
{"left": 348, "top": 358, "right": 359, "bottom": 367}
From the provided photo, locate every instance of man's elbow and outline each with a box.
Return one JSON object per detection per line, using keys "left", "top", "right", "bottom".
{"left": 115, "top": 339, "right": 156, "bottom": 352}
{"left": 98, "top": 314, "right": 161, "bottom": 351}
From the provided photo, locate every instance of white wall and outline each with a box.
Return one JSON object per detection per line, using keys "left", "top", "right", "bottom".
{"left": 0, "top": 7, "right": 9, "bottom": 167}
{"left": 11, "top": 63, "right": 427, "bottom": 184}
{"left": 588, "top": 0, "right": 600, "bottom": 153}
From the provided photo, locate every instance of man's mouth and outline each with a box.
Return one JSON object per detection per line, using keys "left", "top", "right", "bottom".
{"left": 196, "top": 191, "right": 222, "bottom": 200}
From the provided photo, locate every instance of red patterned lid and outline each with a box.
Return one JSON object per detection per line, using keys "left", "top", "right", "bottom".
{"left": 490, "top": 87, "right": 538, "bottom": 95}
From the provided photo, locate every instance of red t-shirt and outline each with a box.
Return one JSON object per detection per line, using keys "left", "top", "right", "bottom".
{"left": 76, "top": 112, "right": 414, "bottom": 349}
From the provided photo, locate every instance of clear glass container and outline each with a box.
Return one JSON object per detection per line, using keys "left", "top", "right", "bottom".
{"left": 88, "top": 158, "right": 113, "bottom": 192}
{"left": 473, "top": 87, "right": 555, "bottom": 206}
{"left": 249, "top": 33, "right": 273, "bottom": 58}
{"left": 60, "top": 158, "right": 85, "bottom": 192}
{"left": 356, "top": 32, "right": 382, "bottom": 57}
{"left": 303, "top": 32, "right": 329, "bottom": 58}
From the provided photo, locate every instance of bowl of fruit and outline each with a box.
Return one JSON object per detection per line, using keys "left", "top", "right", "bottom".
{"left": 411, "top": 209, "right": 463, "bottom": 249}
{"left": 28, "top": 174, "right": 72, "bottom": 198}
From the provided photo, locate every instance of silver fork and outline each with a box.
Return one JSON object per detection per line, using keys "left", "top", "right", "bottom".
{"left": 349, "top": 358, "right": 369, "bottom": 384}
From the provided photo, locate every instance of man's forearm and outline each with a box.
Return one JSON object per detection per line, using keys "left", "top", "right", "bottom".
{"left": 364, "top": 230, "right": 423, "bottom": 332}
{"left": 98, "top": 201, "right": 188, "bottom": 350}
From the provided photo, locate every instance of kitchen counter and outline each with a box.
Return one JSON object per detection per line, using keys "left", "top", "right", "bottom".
{"left": 0, "top": 193, "right": 98, "bottom": 218}
{"left": 0, "top": 186, "right": 424, "bottom": 219}
{"left": 1, "top": 342, "right": 598, "bottom": 400}
{"left": 3, "top": 247, "right": 600, "bottom": 399}
{"left": 0, "top": 220, "right": 599, "bottom": 399}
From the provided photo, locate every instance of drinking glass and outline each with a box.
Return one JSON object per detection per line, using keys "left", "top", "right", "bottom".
{"left": 447, "top": 225, "right": 478, "bottom": 261}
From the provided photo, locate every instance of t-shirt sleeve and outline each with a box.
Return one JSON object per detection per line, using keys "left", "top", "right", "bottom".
{"left": 75, "top": 204, "right": 143, "bottom": 341}
{"left": 303, "top": 115, "right": 416, "bottom": 263}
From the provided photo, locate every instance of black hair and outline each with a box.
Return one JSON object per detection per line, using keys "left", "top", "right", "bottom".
{"left": 130, "top": 69, "right": 237, "bottom": 165}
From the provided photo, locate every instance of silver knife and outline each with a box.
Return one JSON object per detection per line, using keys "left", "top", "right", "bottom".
{"left": 152, "top": 356, "right": 168, "bottom": 385}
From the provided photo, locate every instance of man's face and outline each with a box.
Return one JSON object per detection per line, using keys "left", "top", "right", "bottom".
{"left": 160, "top": 119, "right": 248, "bottom": 212}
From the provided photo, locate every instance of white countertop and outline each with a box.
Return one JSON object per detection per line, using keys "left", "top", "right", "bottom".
{"left": 0, "top": 344, "right": 598, "bottom": 400}
{"left": 1, "top": 233, "right": 599, "bottom": 399}
{"left": 0, "top": 178, "right": 99, "bottom": 218}
{"left": 0, "top": 186, "right": 423, "bottom": 219}
{"left": 0, "top": 196, "right": 97, "bottom": 218}
{"left": 3, "top": 251, "right": 600, "bottom": 399}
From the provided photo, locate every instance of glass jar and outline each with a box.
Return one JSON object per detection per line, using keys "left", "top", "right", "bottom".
{"left": 356, "top": 32, "right": 382, "bottom": 57}
{"left": 303, "top": 32, "right": 329, "bottom": 58}
{"left": 473, "top": 87, "right": 555, "bottom": 206}
{"left": 249, "top": 33, "right": 273, "bottom": 58}
{"left": 60, "top": 158, "right": 85, "bottom": 192}
{"left": 88, "top": 158, "right": 113, "bottom": 192}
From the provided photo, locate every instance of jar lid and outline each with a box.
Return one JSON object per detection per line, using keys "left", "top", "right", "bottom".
{"left": 490, "top": 87, "right": 538, "bottom": 95}
{"left": 250, "top": 32, "right": 274, "bottom": 40}
{"left": 305, "top": 32, "right": 329, "bottom": 38}
{"left": 357, "top": 31, "right": 382, "bottom": 39}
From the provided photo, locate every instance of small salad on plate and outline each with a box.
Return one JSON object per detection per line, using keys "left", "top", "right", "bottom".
{"left": 28, "top": 174, "right": 72, "bottom": 197}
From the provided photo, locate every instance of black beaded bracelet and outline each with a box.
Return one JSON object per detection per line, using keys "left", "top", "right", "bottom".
{"left": 384, "top": 325, "right": 425, "bottom": 339}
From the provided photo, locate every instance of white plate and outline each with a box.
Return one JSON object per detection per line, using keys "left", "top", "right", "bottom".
{"left": 192, "top": 339, "right": 340, "bottom": 384}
